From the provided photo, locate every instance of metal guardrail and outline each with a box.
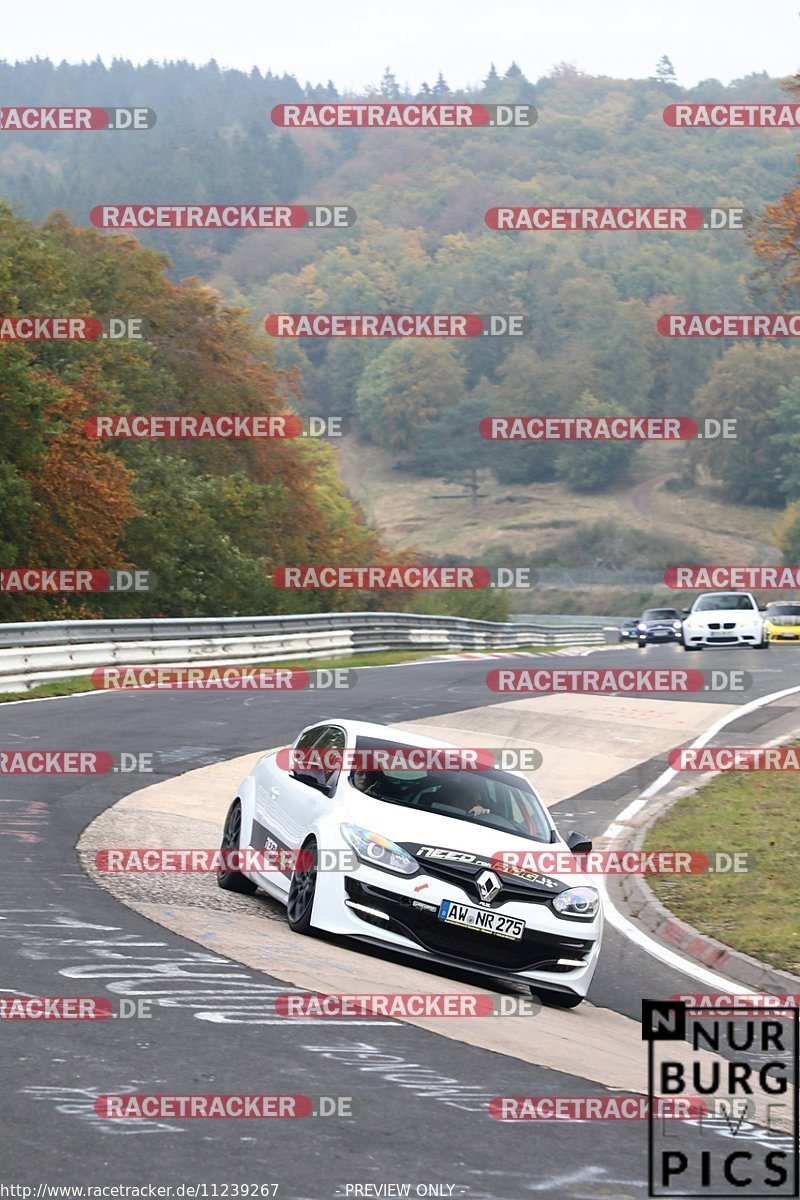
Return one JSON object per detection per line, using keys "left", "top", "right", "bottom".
{"left": 0, "top": 612, "right": 619, "bottom": 693}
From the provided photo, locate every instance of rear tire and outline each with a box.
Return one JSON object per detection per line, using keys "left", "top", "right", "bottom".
{"left": 530, "top": 987, "right": 583, "bottom": 1010}
{"left": 287, "top": 838, "right": 318, "bottom": 935}
{"left": 217, "top": 800, "right": 258, "bottom": 895}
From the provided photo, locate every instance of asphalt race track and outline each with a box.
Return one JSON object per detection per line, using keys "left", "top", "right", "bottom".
{"left": 2, "top": 642, "right": 798, "bottom": 1199}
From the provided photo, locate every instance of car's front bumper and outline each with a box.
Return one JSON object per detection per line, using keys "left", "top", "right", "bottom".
{"left": 312, "top": 861, "right": 602, "bottom": 997}
{"left": 767, "top": 626, "right": 800, "bottom": 641}
{"left": 682, "top": 627, "right": 762, "bottom": 646}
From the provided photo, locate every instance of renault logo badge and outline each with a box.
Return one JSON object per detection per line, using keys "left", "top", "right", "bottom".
{"left": 476, "top": 869, "right": 501, "bottom": 903}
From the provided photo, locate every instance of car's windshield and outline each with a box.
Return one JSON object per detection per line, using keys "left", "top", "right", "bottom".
{"left": 348, "top": 737, "right": 552, "bottom": 842}
{"left": 767, "top": 604, "right": 800, "bottom": 617}
{"left": 642, "top": 609, "right": 679, "bottom": 620}
{"left": 694, "top": 594, "right": 756, "bottom": 612}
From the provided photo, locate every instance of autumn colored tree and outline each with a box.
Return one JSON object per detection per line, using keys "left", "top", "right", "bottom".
{"left": 0, "top": 204, "right": 390, "bottom": 619}
{"left": 751, "top": 74, "right": 800, "bottom": 302}
{"left": 692, "top": 344, "right": 800, "bottom": 506}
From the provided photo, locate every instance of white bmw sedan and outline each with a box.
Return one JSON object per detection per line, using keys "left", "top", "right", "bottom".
{"left": 217, "top": 719, "right": 603, "bottom": 1008}
{"left": 681, "top": 591, "right": 768, "bottom": 651}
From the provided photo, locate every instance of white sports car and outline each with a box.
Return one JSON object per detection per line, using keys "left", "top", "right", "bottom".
{"left": 217, "top": 719, "right": 603, "bottom": 1008}
{"left": 681, "top": 591, "right": 768, "bottom": 651}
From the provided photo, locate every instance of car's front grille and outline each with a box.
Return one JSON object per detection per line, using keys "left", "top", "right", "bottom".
{"left": 344, "top": 879, "right": 594, "bottom": 973}
{"left": 404, "top": 855, "right": 559, "bottom": 908}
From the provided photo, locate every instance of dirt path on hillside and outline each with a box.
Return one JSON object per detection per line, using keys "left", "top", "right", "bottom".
{"left": 620, "top": 469, "right": 779, "bottom": 562}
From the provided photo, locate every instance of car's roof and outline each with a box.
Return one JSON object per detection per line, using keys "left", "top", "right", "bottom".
{"left": 296, "top": 718, "right": 532, "bottom": 786}
{"left": 298, "top": 718, "right": 465, "bottom": 751}
{"left": 694, "top": 591, "right": 756, "bottom": 600}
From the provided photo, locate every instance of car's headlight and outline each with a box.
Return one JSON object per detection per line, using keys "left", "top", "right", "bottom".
{"left": 637, "top": 623, "right": 647, "bottom": 632}
{"left": 552, "top": 886, "right": 600, "bottom": 919}
{"left": 340, "top": 824, "right": 418, "bottom": 875}
{"left": 672, "top": 621, "right": 682, "bottom": 630}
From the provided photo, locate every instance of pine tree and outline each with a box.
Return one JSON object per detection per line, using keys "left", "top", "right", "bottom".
{"left": 379, "top": 67, "right": 401, "bottom": 99}
{"left": 655, "top": 55, "right": 677, "bottom": 85}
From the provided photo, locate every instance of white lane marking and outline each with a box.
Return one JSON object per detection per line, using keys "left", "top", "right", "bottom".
{"left": 601, "top": 680, "right": 800, "bottom": 989}
{"left": 641, "top": 682, "right": 800, "bottom": 798}
{"left": 598, "top": 878, "right": 754, "bottom": 994}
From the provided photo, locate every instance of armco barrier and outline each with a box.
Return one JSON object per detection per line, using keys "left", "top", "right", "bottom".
{"left": 0, "top": 612, "right": 617, "bottom": 693}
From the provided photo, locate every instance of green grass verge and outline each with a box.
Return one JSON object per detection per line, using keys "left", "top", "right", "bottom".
{"left": 644, "top": 758, "right": 800, "bottom": 975}
{"left": 0, "top": 643, "right": 560, "bottom": 703}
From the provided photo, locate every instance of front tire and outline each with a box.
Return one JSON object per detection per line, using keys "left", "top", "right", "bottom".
{"left": 287, "top": 838, "right": 318, "bottom": 935}
{"left": 753, "top": 635, "right": 770, "bottom": 650}
{"left": 530, "top": 987, "right": 583, "bottom": 1010}
{"left": 217, "top": 800, "right": 258, "bottom": 894}
{"left": 682, "top": 638, "right": 700, "bottom": 652}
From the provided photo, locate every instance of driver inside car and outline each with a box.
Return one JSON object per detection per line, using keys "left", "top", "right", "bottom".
{"left": 434, "top": 777, "right": 491, "bottom": 817}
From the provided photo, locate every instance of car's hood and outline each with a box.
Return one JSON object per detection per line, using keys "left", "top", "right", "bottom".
{"left": 689, "top": 609, "right": 760, "bottom": 623}
{"left": 338, "top": 788, "right": 593, "bottom": 888}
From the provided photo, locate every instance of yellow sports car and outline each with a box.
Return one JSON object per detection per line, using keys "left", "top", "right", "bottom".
{"left": 764, "top": 601, "right": 800, "bottom": 642}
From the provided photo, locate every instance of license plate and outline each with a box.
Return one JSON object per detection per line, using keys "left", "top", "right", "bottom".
{"left": 438, "top": 899, "right": 524, "bottom": 941}
{"left": 779, "top": 633, "right": 798, "bottom": 639}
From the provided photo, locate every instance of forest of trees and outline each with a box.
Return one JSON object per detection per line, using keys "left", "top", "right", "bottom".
{"left": 3, "top": 57, "right": 800, "bottom": 617}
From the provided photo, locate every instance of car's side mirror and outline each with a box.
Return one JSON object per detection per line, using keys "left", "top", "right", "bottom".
{"left": 291, "top": 770, "right": 334, "bottom": 796}
{"left": 682, "top": 608, "right": 691, "bottom": 615}
{"left": 567, "top": 831, "right": 593, "bottom": 854}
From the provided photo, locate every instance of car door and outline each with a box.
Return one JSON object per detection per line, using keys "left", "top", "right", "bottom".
{"left": 253, "top": 724, "right": 324, "bottom": 858}
{"left": 269, "top": 723, "right": 347, "bottom": 868}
